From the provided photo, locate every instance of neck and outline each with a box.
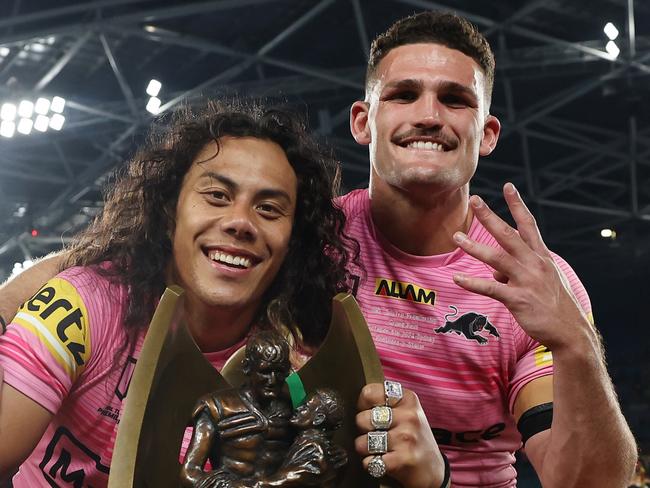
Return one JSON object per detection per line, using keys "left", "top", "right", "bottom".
{"left": 182, "top": 294, "right": 256, "bottom": 352}
{"left": 369, "top": 175, "right": 473, "bottom": 256}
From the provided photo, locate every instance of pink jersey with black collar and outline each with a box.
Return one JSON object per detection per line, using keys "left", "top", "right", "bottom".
{"left": 0, "top": 266, "right": 243, "bottom": 487}
{"left": 338, "top": 189, "right": 592, "bottom": 487}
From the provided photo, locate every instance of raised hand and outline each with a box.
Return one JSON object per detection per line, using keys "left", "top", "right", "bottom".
{"left": 451, "top": 182, "right": 592, "bottom": 351}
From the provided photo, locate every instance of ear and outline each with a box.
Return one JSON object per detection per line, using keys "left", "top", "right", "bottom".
{"left": 479, "top": 114, "right": 501, "bottom": 157}
{"left": 350, "top": 101, "right": 371, "bottom": 145}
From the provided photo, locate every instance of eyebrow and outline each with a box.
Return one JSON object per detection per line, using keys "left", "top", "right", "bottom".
{"left": 383, "top": 78, "right": 478, "bottom": 101}
{"left": 198, "top": 170, "right": 294, "bottom": 202}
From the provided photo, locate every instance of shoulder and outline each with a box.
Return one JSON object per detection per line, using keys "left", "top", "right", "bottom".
{"left": 335, "top": 188, "right": 369, "bottom": 219}
{"left": 10, "top": 267, "right": 104, "bottom": 381}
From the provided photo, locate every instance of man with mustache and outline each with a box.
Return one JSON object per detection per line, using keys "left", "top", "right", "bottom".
{"left": 347, "top": 9, "right": 636, "bottom": 488}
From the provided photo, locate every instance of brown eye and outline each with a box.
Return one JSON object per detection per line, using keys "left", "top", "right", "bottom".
{"left": 256, "top": 202, "right": 283, "bottom": 218}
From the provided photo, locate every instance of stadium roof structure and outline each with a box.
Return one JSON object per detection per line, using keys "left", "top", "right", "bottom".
{"left": 0, "top": 0, "right": 649, "bottom": 280}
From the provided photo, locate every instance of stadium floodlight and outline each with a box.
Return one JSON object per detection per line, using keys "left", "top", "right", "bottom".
{"left": 29, "top": 43, "right": 46, "bottom": 53}
{"left": 18, "top": 100, "right": 34, "bottom": 118}
{"left": 0, "top": 120, "right": 16, "bottom": 137}
{"left": 146, "top": 79, "right": 162, "bottom": 97}
{"left": 50, "top": 96, "right": 66, "bottom": 113}
{"left": 606, "top": 40, "right": 620, "bottom": 59}
{"left": 17, "top": 118, "right": 33, "bottom": 135}
{"left": 0, "top": 47, "right": 9, "bottom": 57}
{"left": 604, "top": 22, "right": 619, "bottom": 40}
{"left": 1, "top": 103, "right": 16, "bottom": 121}
{"left": 146, "top": 96, "right": 161, "bottom": 114}
{"left": 34, "top": 97, "right": 51, "bottom": 115}
{"left": 600, "top": 228, "right": 617, "bottom": 239}
{"left": 34, "top": 114, "right": 49, "bottom": 132}
{"left": 49, "top": 113, "right": 65, "bottom": 131}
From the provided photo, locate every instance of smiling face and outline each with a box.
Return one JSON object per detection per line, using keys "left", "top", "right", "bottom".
{"left": 172, "top": 136, "right": 297, "bottom": 319}
{"left": 351, "top": 43, "right": 500, "bottom": 196}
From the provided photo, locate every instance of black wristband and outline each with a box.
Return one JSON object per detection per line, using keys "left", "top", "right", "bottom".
{"left": 0, "top": 314, "right": 6, "bottom": 334}
{"left": 439, "top": 452, "right": 451, "bottom": 488}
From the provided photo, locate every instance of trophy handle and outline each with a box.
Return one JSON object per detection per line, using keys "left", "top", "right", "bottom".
{"left": 290, "top": 293, "right": 399, "bottom": 488}
{"left": 109, "top": 286, "right": 231, "bottom": 488}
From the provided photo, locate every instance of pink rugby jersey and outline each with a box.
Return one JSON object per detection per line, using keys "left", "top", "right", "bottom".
{"left": 338, "top": 189, "right": 592, "bottom": 487}
{"left": 0, "top": 266, "right": 243, "bottom": 487}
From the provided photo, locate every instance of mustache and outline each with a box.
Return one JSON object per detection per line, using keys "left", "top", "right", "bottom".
{"left": 393, "top": 129, "right": 457, "bottom": 149}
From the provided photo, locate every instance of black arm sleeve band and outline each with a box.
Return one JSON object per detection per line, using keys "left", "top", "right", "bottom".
{"left": 0, "top": 314, "right": 6, "bottom": 334}
{"left": 517, "top": 402, "right": 553, "bottom": 444}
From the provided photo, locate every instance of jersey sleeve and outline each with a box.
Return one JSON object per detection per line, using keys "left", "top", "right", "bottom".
{"left": 0, "top": 276, "right": 92, "bottom": 414}
{"left": 507, "top": 253, "right": 592, "bottom": 414}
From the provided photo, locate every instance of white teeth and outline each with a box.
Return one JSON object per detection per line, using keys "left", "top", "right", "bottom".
{"left": 208, "top": 250, "right": 252, "bottom": 268}
{"left": 406, "top": 141, "right": 444, "bottom": 151}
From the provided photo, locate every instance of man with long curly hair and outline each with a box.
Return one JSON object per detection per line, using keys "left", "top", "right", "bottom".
{"left": 0, "top": 99, "right": 356, "bottom": 487}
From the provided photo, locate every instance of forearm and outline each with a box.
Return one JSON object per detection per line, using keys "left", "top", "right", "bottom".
{"left": 535, "top": 326, "right": 636, "bottom": 487}
{"left": 0, "top": 252, "right": 65, "bottom": 325}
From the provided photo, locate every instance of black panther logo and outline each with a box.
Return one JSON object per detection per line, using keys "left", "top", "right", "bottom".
{"left": 434, "top": 306, "right": 500, "bottom": 345}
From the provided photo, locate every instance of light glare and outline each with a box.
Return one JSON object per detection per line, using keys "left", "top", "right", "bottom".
{"left": 17, "top": 118, "right": 33, "bottom": 135}
{"left": 49, "top": 113, "right": 65, "bottom": 131}
{"left": 606, "top": 40, "right": 620, "bottom": 58}
{"left": 28, "top": 43, "right": 46, "bottom": 53}
{"left": 0, "top": 47, "right": 9, "bottom": 57}
{"left": 34, "top": 97, "right": 50, "bottom": 115}
{"left": 34, "top": 114, "right": 49, "bottom": 132}
{"left": 0, "top": 120, "right": 15, "bottom": 137}
{"left": 600, "top": 228, "right": 617, "bottom": 239}
{"left": 1, "top": 103, "right": 16, "bottom": 121}
{"left": 146, "top": 96, "right": 161, "bottom": 114}
{"left": 604, "top": 22, "right": 619, "bottom": 40}
{"left": 146, "top": 79, "right": 162, "bottom": 97}
{"left": 50, "top": 96, "right": 66, "bottom": 113}
{"left": 18, "top": 100, "right": 34, "bottom": 118}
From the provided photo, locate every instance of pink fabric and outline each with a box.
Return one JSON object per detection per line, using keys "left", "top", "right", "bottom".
{"left": 338, "top": 189, "right": 592, "bottom": 487}
{"left": 0, "top": 266, "right": 243, "bottom": 487}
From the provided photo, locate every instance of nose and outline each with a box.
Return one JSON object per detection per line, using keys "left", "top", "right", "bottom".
{"left": 221, "top": 203, "right": 258, "bottom": 241}
{"left": 413, "top": 93, "right": 443, "bottom": 129}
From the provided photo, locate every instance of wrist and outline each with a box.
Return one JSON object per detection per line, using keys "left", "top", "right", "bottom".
{"left": 550, "top": 323, "right": 602, "bottom": 362}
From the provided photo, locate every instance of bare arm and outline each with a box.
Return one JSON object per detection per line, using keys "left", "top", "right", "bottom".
{"left": 0, "top": 251, "right": 66, "bottom": 325}
{"left": 453, "top": 183, "right": 636, "bottom": 488}
{"left": 180, "top": 411, "right": 217, "bottom": 487}
{"left": 521, "top": 337, "right": 634, "bottom": 487}
{"left": 0, "top": 376, "right": 54, "bottom": 479}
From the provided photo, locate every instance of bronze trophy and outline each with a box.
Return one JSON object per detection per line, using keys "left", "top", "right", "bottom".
{"left": 108, "top": 287, "right": 396, "bottom": 487}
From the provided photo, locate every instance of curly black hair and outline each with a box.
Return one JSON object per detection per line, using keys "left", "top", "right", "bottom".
{"left": 64, "top": 98, "right": 357, "bottom": 347}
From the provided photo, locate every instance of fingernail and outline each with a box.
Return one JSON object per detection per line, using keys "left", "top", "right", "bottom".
{"left": 454, "top": 273, "right": 466, "bottom": 283}
{"left": 505, "top": 182, "right": 517, "bottom": 194}
{"left": 453, "top": 231, "right": 467, "bottom": 243}
{"left": 471, "top": 196, "right": 483, "bottom": 208}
